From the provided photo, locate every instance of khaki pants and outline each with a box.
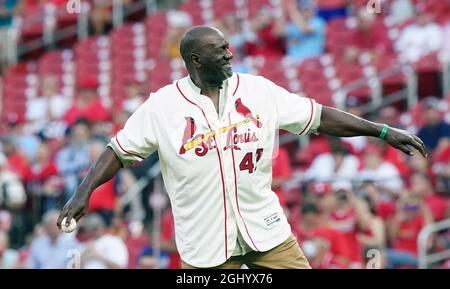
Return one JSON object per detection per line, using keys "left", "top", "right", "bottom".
{"left": 182, "top": 234, "right": 311, "bottom": 269}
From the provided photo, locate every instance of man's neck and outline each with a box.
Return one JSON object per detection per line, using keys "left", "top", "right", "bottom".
{"left": 190, "top": 75, "right": 222, "bottom": 98}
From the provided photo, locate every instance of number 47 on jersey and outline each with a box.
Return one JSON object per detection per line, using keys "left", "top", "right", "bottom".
{"left": 239, "top": 148, "right": 263, "bottom": 173}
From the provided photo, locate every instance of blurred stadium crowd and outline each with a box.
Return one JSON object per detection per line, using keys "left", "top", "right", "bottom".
{"left": 0, "top": 0, "right": 450, "bottom": 269}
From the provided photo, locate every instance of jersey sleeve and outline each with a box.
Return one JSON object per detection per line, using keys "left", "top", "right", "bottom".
{"left": 266, "top": 77, "right": 322, "bottom": 135}
{"left": 108, "top": 95, "right": 158, "bottom": 167}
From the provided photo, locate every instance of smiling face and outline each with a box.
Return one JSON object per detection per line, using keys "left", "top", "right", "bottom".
{"left": 181, "top": 26, "right": 234, "bottom": 86}
{"left": 195, "top": 31, "right": 234, "bottom": 85}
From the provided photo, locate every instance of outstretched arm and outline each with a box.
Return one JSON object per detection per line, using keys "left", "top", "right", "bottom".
{"left": 318, "top": 106, "right": 427, "bottom": 157}
{"left": 57, "top": 147, "right": 122, "bottom": 228}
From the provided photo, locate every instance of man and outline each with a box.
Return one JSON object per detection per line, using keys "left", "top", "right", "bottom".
{"left": 57, "top": 26, "right": 427, "bottom": 269}
{"left": 78, "top": 214, "right": 128, "bottom": 269}
{"left": 55, "top": 118, "right": 91, "bottom": 202}
{"left": 417, "top": 96, "right": 450, "bottom": 152}
{"left": 395, "top": 12, "right": 443, "bottom": 63}
{"left": 284, "top": 0, "right": 326, "bottom": 63}
{"left": 28, "top": 210, "right": 79, "bottom": 269}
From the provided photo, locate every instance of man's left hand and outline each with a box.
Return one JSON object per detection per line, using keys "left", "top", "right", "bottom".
{"left": 384, "top": 127, "right": 427, "bottom": 158}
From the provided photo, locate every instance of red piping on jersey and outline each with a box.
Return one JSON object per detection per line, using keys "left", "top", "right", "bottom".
{"left": 232, "top": 73, "right": 240, "bottom": 96}
{"left": 298, "top": 98, "right": 314, "bottom": 135}
{"left": 176, "top": 79, "right": 228, "bottom": 260}
{"left": 227, "top": 111, "right": 261, "bottom": 252}
{"left": 115, "top": 135, "right": 145, "bottom": 160}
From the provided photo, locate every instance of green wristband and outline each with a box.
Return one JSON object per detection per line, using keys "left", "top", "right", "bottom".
{"left": 379, "top": 124, "right": 389, "bottom": 140}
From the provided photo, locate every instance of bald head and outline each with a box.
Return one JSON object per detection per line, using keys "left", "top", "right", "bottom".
{"left": 180, "top": 26, "right": 224, "bottom": 65}
{"left": 179, "top": 26, "right": 233, "bottom": 85}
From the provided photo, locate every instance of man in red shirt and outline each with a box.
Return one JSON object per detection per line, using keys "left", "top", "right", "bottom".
{"left": 64, "top": 76, "right": 110, "bottom": 126}
{"left": 293, "top": 202, "right": 351, "bottom": 268}
{"left": 245, "top": 6, "right": 285, "bottom": 58}
{"left": 410, "top": 172, "right": 449, "bottom": 221}
{"left": 386, "top": 195, "right": 433, "bottom": 268}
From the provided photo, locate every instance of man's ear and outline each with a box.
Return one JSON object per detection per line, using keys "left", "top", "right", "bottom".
{"left": 190, "top": 53, "right": 201, "bottom": 68}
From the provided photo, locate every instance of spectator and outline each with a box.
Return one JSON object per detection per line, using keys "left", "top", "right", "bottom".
{"left": 283, "top": 0, "right": 326, "bottom": 63}
{"left": 244, "top": 5, "right": 286, "bottom": 59}
{"left": 1, "top": 137, "right": 29, "bottom": 180}
{"left": 358, "top": 144, "right": 404, "bottom": 193}
{"left": 377, "top": 106, "right": 404, "bottom": 129}
{"left": 6, "top": 113, "right": 41, "bottom": 162}
{"left": 25, "top": 75, "right": 69, "bottom": 139}
{"left": 28, "top": 210, "right": 79, "bottom": 269}
{"left": 89, "top": 0, "right": 113, "bottom": 35}
{"left": 121, "top": 80, "right": 146, "bottom": 115}
{"left": 345, "top": 8, "right": 390, "bottom": 63}
{"left": 272, "top": 146, "right": 293, "bottom": 207}
{"left": 0, "top": 149, "right": 25, "bottom": 247}
{"left": 79, "top": 213, "right": 128, "bottom": 269}
{"left": 327, "top": 185, "right": 366, "bottom": 268}
{"left": 409, "top": 172, "right": 449, "bottom": 221}
{"left": 301, "top": 238, "right": 341, "bottom": 268}
{"left": 353, "top": 195, "right": 387, "bottom": 265}
{"left": 63, "top": 76, "right": 110, "bottom": 126}
{"left": 0, "top": 230, "right": 19, "bottom": 268}
{"left": 304, "top": 137, "right": 359, "bottom": 183}
{"left": 306, "top": 182, "right": 335, "bottom": 213}
{"left": 124, "top": 220, "right": 150, "bottom": 269}
{"left": 417, "top": 96, "right": 450, "bottom": 152}
{"left": 386, "top": 194, "right": 433, "bottom": 268}
{"left": 0, "top": 152, "right": 26, "bottom": 211}
{"left": 24, "top": 142, "right": 62, "bottom": 217}
{"left": 294, "top": 201, "right": 351, "bottom": 268}
{"left": 84, "top": 139, "right": 118, "bottom": 226}
{"left": 55, "top": 119, "right": 91, "bottom": 202}
{"left": 359, "top": 181, "right": 396, "bottom": 221}
{"left": 371, "top": 138, "right": 411, "bottom": 179}
{"left": 0, "top": 149, "right": 27, "bottom": 244}
{"left": 395, "top": 12, "right": 443, "bottom": 63}
{"left": 389, "top": 0, "right": 415, "bottom": 25}
{"left": 161, "top": 10, "right": 191, "bottom": 60}
{"left": 111, "top": 110, "right": 131, "bottom": 135}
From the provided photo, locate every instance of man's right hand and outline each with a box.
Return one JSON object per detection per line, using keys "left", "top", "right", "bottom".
{"left": 57, "top": 193, "right": 89, "bottom": 229}
{"left": 56, "top": 148, "right": 123, "bottom": 229}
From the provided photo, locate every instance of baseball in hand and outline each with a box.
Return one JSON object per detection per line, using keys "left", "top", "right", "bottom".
{"left": 61, "top": 217, "right": 77, "bottom": 233}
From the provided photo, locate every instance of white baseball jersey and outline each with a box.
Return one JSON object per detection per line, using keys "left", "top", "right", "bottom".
{"left": 108, "top": 73, "right": 322, "bottom": 267}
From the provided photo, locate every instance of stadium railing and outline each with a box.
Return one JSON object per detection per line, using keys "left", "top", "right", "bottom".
{"left": 418, "top": 218, "right": 450, "bottom": 269}
{"left": 6, "top": 0, "right": 154, "bottom": 65}
{"left": 335, "top": 63, "right": 418, "bottom": 112}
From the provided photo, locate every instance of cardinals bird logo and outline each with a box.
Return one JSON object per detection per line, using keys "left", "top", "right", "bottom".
{"left": 179, "top": 117, "right": 197, "bottom": 155}
{"left": 235, "top": 98, "right": 262, "bottom": 128}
